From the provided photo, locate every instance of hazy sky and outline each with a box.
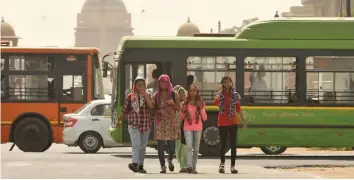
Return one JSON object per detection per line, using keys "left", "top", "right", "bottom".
{"left": 0, "top": 0, "right": 301, "bottom": 47}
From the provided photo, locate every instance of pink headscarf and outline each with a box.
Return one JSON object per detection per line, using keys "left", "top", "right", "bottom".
{"left": 156, "top": 74, "right": 173, "bottom": 103}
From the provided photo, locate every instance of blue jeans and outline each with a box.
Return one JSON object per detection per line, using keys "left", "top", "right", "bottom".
{"left": 157, "top": 140, "right": 175, "bottom": 167}
{"left": 184, "top": 130, "right": 202, "bottom": 170}
{"left": 128, "top": 126, "right": 150, "bottom": 165}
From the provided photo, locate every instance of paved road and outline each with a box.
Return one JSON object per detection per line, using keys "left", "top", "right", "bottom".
{"left": 1, "top": 144, "right": 354, "bottom": 179}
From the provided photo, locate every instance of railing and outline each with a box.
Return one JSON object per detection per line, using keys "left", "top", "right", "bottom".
{"left": 199, "top": 89, "right": 354, "bottom": 104}
{"left": 199, "top": 90, "right": 296, "bottom": 105}
{"left": 6, "top": 88, "right": 55, "bottom": 100}
{"left": 306, "top": 90, "right": 354, "bottom": 104}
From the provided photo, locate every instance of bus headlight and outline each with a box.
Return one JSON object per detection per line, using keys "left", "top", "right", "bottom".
{"left": 111, "top": 111, "right": 118, "bottom": 126}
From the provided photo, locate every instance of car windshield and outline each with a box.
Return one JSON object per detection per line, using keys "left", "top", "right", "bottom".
{"left": 73, "top": 102, "right": 91, "bottom": 114}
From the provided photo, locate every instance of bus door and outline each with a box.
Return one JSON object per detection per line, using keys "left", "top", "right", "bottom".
{"left": 56, "top": 54, "right": 88, "bottom": 143}
{"left": 121, "top": 62, "right": 164, "bottom": 143}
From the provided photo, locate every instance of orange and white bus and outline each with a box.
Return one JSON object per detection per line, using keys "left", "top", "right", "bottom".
{"left": 1, "top": 47, "right": 104, "bottom": 152}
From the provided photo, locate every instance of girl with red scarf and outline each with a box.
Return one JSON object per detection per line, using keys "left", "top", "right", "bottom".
{"left": 214, "top": 76, "right": 247, "bottom": 174}
{"left": 179, "top": 84, "right": 207, "bottom": 174}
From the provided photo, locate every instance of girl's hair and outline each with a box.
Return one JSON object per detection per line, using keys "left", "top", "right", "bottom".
{"left": 173, "top": 85, "right": 186, "bottom": 97}
{"left": 220, "top": 75, "right": 234, "bottom": 91}
{"left": 156, "top": 74, "right": 173, "bottom": 102}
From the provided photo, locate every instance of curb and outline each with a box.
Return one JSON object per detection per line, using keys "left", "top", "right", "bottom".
{"left": 112, "top": 153, "right": 354, "bottom": 160}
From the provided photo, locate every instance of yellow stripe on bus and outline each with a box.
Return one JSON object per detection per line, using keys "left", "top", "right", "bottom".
{"left": 1, "top": 121, "right": 61, "bottom": 125}
{"left": 205, "top": 106, "right": 354, "bottom": 111}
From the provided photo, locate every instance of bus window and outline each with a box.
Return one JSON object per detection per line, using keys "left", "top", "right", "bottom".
{"left": 186, "top": 56, "right": 236, "bottom": 104}
{"left": 62, "top": 75, "right": 84, "bottom": 101}
{"left": 1, "top": 58, "right": 4, "bottom": 71}
{"left": 1, "top": 58, "right": 5, "bottom": 98}
{"left": 92, "top": 53, "right": 104, "bottom": 99}
{"left": 8, "top": 55, "right": 54, "bottom": 71}
{"left": 124, "top": 63, "right": 158, "bottom": 97}
{"left": 8, "top": 75, "right": 55, "bottom": 101}
{"left": 146, "top": 64, "right": 159, "bottom": 94}
{"left": 244, "top": 57, "right": 296, "bottom": 104}
{"left": 306, "top": 56, "right": 354, "bottom": 104}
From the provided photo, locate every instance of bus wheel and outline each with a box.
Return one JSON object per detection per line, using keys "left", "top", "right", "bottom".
{"left": 78, "top": 131, "right": 102, "bottom": 153}
{"left": 199, "top": 125, "right": 230, "bottom": 157}
{"left": 260, "top": 146, "right": 287, "bottom": 155}
{"left": 13, "top": 117, "right": 51, "bottom": 152}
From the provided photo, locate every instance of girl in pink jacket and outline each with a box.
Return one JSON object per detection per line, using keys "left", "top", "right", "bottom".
{"left": 179, "top": 84, "right": 207, "bottom": 174}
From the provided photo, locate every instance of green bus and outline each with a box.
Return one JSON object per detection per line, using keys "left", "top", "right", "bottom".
{"left": 103, "top": 18, "right": 354, "bottom": 156}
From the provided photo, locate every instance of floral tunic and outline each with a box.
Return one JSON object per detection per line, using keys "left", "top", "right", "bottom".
{"left": 153, "top": 93, "right": 180, "bottom": 140}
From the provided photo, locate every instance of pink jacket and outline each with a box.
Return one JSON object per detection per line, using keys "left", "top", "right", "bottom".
{"left": 180, "top": 104, "right": 207, "bottom": 131}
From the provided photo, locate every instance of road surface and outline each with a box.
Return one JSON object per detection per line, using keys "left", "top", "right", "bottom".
{"left": 1, "top": 144, "right": 353, "bottom": 179}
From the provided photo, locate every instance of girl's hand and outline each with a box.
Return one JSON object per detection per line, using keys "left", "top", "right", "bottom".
{"left": 167, "top": 99, "right": 174, "bottom": 105}
{"left": 242, "top": 123, "right": 247, "bottom": 130}
{"left": 218, "top": 84, "right": 223, "bottom": 94}
{"left": 196, "top": 101, "right": 204, "bottom": 109}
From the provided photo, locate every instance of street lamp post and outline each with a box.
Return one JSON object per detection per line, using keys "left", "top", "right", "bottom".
{"left": 274, "top": 11, "right": 279, "bottom": 18}
{"left": 347, "top": 0, "right": 351, "bottom": 17}
{"left": 99, "top": 0, "right": 106, "bottom": 58}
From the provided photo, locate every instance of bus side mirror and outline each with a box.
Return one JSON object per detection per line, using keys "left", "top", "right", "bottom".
{"left": 103, "top": 62, "right": 109, "bottom": 78}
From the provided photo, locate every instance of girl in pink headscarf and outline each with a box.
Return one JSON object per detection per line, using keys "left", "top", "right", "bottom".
{"left": 152, "top": 74, "right": 181, "bottom": 173}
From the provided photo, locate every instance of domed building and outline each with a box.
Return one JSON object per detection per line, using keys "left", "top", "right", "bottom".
{"left": 74, "top": 0, "right": 134, "bottom": 94}
{"left": 176, "top": 17, "right": 200, "bottom": 36}
{"left": 74, "top": 0, "right": 133, "bottom": 57}
{"left": 1, "top": 17, "right": 20, "bottom": 46}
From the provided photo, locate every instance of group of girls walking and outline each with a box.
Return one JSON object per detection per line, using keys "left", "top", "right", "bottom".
{"left": 117, "top": 74, "right": 247, "bottom": 174}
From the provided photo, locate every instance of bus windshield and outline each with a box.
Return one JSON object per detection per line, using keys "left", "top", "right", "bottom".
{"left": 93, "top": 53, "right": 105, "bottom": 99}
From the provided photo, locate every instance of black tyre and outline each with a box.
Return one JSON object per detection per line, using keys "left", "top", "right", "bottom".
{"left": 260, "top": 146, "right": 287, "bottom": 155}
{"left": 78, "top": 131, "right": 103, "bottom": 153}
{"left": 199, "top": 125, "right": 230, "bottom": 157}
{"left": 13, "top": 117, "right": 51, "bottom": 152}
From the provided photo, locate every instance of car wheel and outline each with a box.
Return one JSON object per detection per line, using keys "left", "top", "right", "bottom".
{"left": 260, "top": 146, "right": 287, "bottom": 155}
{"left": 78, "top": 131, "right": 102, "bottom": 153}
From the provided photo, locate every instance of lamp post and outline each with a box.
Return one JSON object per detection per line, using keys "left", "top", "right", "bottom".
{"left": 347, "top": 0, "right": 351, "bottom": 17}
{"left": 274, "top": 11, "right": 279, "bottom": 17}
{"left": 99, "top": 0, "right": 106, "bottom": 58}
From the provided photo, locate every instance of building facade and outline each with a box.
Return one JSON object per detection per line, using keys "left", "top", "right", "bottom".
{"left": 282, "top": 0, "right": 353, "bottom": 17}
{"left": 74, "top": 0, "right": 134, "bottom": 94}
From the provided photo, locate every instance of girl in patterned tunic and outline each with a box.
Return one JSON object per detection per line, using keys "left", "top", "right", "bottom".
{"left": 214, "top": 76, "right": 247, "bottom": 174}
{"left": 153, "top": 74, "right": 181, "bottom": 173}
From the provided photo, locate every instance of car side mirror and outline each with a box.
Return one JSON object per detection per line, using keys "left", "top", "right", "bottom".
{"left": 103, "top": 62, "right": 109, "bottom": 78}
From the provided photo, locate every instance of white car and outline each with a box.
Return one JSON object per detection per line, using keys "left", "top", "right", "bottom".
{"left": 63, "top": 99, "right": 117, "bottom": 153}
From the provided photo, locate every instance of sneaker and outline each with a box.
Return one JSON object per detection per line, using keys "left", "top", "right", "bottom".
{"left": 128, "top": 163, "right": 138, "bottom": 173}
{"left": 218, "top": 163, "right": 225, "bottom": 174}
{"left": 167, "top": 160, "right": 174, "bottom": 172}
{"left": 191, "top": 169, "right": 198, "bottom": 174}
{"left": 138, "top": 164, "right": 147, "bottom": 173}
{"left": 180, "top": 168, "right": 189, "bottom": 173}
{"left": 230, "top": 166, "right": 238, "bottom": 174}
{"left": 186, "top": 167, "right": 193, "bottom": 173}
{"left": 160, "top": 166, "right": 167, "bottom": 173}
